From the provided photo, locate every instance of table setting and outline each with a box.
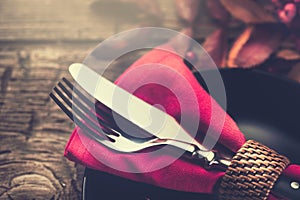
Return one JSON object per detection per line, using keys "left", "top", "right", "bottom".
{"left": 49, "top": 27, "right": 300, "bottom": 200}
{"left": 1, "top": 0, "right": 300, "bottom": 199}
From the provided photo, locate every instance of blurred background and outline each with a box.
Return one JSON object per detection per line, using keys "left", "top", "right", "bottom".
{"left": 0, "top": 0, "right": 299, "bottom": 199}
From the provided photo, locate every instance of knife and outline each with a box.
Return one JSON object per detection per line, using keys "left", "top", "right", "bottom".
{"left": 69, "top": 63, "right": 207, "bottom": 151}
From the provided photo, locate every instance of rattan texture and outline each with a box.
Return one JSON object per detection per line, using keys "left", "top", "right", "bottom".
{"left": 218, "top": 140, "right": 290, "bottom": 200}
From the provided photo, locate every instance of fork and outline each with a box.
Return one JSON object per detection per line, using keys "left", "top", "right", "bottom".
{"left": 49, "top": 78, "right": 231, "bottom": 170}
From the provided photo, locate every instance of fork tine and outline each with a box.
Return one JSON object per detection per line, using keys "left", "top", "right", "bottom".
{"left": 58, "top": 80, "right": 122, "bottom": 136}
{"left": 63, "top": 77, "right": 112, "bottom": 120}
{"left": 49, "top": 92, "right": 74, "bottom": 121}
{"left": 53, "top": 85, "right": 112, "bottom": 137}
{"left": 62, "top": 78, "right": 119, "bottom": 129}
{"left": 66, "top": 78, "right": 158, "bottom": 141}
{"left": 49, "top": 91, "right": 110, "bottom": 143}
{"left": 62, "top": 78, "right": 154, "bottom": 140}
{"left": 51, "top": 78, "right": 126, "bottom": 143}
{"left": 62, "top": 77, "right": 95, "bottom": 108}
{"left": 57, "top": 83, "right": 97, "bottom": 123}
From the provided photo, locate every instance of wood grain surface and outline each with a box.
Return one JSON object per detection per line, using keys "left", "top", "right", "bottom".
{"left": 0, "top": 0, "right": 179, "bottom": 41}
{"left": 0, "top": 0, "right": 218, "bottom": 199}
{"left": 0, "top": 42, "right": 98, "bottom": 200}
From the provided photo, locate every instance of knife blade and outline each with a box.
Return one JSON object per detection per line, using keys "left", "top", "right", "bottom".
{"left": 69, "top": 63, "right": 208, "bottom": 152}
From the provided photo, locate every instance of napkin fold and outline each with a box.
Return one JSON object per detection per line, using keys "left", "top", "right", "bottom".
{"left": 64, "top": 43, "right": 300, "bottom": 197}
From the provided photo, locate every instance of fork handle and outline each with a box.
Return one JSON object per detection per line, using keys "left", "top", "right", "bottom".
{"left": 192, "top": 150, "right": 230, "bottom": 171}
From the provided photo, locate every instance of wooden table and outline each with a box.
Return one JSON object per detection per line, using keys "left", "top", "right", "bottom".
{"left": 0, "top": 0, "right": 220, "bottom": 199}
{"left": 0, "top": 41, "right": 95, "bottom": 200}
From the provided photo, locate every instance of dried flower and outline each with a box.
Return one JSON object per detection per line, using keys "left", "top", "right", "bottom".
{"left": 175, "top": 0, "right": 300, "bottom": 80}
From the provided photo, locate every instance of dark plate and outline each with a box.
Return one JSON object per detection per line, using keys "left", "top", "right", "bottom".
{"left": 83, "top": 68, "right": 300, "bottom": 200}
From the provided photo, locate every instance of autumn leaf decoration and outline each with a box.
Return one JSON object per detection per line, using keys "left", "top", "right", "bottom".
{"left": 176, "top": 0, "right": 300, "bottom": 81}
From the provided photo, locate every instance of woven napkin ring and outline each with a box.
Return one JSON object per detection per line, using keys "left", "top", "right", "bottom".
{"left": 218, "top": 140, "right": 290, "bottom": 200}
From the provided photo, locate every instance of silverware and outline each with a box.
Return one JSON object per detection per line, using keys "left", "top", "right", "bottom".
{"left": 69, "top": 63, "right": 205, "bottom": 151}
{"left": 50, "top": 78, "right": 231, "bottom": 170}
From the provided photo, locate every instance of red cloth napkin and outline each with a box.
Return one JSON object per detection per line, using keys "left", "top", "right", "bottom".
{"left": 64, "top": 44, "right": 300, "bottom": 198}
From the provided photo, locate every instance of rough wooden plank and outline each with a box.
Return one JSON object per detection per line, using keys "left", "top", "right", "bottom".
{"left": 0, "top": 43, "right": 95, "bottom": 200}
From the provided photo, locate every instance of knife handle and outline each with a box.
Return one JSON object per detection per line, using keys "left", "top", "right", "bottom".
{"left": 191, "top": 148, "right": 300, "bottom": 199}
{"left": 192, "top": 149, "right": 231, "bottom": 171}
